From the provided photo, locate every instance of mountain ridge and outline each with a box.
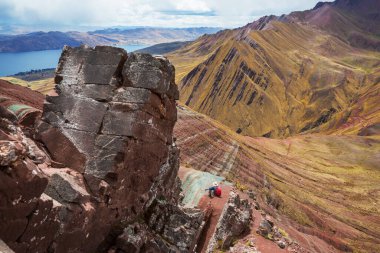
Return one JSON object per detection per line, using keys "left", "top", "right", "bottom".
{"left": 165, "top": 1, "right": 380, "bottom": 250}
{"left": 289, "top": 0, "right": 380, "bottom": 50}
{"left": 0, "top": 27, "right": 221, "bottom": 53}
{"left": 168, "top": 0, "right": 380, "bottom": 138}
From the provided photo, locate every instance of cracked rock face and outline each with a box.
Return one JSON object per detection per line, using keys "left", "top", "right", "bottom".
{"left": 0, "top": 45, "right": 203, "bottom": 253}
{"left": 38, "top": 46, "right": 179, "bottom": 217}
{"left": 206, "top": 192, "right": 253, "bottom": 252}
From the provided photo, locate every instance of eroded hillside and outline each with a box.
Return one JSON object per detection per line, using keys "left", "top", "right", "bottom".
{"left": 166, "top": 1, "right": 380, "bottom": 251}
{"left": 168, "top": 0, "right": 380, "bottom": 138}
{"left": 175, "top": 104, "right": 380, "bottom": 252}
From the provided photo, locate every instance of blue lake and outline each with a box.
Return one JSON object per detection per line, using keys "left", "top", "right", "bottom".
{"left": 0, "top": 44, "right": 148, "bottom": 77}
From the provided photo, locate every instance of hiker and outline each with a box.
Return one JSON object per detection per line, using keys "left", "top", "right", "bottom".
{"left": 205, "top": 182, "right": 222, "bottom": 198}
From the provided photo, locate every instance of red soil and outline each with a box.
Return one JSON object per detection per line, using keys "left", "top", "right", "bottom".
{"left": 196, "top": 185, "right": 232, "bottom": 253}
{"left": 196, "top": 187, "right": 291, "bottom": 253}
{"left": 177, "top": 166, "right": 190, "bottom": 180}
{"left": 251, "top": 210, "right": 288, "bottom": 253}
{"left": 0, "top": 79, "right": 45, "bottom": 110}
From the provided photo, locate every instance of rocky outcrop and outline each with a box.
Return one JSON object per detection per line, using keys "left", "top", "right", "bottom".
{"left": 0, "top": 45, "right": 203, "bottom": 253}
{"left": 112, "top": 202, "right": 206, "bottom": 252}
{"left": 206, "top": 192, "right": 252, "bottom": 252}
{"left": 256, "top": 216, "right": 292, "bottom": 250}
{"left": 0, "top": 118, "right": 55, "bottom": 253}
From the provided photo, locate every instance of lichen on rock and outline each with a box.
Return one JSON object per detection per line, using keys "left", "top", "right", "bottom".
{"left": 206, "top": 192, "right": 252, "bottom": 252}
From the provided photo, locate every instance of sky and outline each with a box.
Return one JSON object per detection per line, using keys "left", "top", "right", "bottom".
{"left": 0, "top": 0, "right": 333, "bottom": 31}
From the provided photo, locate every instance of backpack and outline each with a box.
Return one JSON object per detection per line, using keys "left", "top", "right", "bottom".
{"left": 214, "top": 186, "right": 222, "bottom": 197}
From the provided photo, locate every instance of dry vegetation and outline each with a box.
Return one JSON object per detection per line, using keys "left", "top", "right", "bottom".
{"left": 168, "top": 5, "right": 380, "bottom": 250}
{"left": 0, "top": 77, "right": 55, "bottom": 95}
{"left": 175, "top": 105, "right": 380, "bottom": 252}
{"left": 168, "top": 21, "right": 380, "bottom": 138}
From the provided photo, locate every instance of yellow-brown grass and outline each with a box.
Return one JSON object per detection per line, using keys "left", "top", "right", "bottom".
{"left": 175, "top": 104, "right": 380, "bottom": 252}
{"left": 168, "top": 21, "right": 380, "bottom": 138}
{"left": 0, "top": 77, "right": 55, "bottom": 95}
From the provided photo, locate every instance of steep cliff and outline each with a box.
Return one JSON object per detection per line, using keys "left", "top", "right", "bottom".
{"left": 0, "top": 46, "right": 205, "bottom": 253}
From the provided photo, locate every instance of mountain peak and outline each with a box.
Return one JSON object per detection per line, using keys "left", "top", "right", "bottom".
{"left": 313, "top": 1, "right": 332, "bottom": 10}
{"left": 314, "top": 0, "right": 379, "bottom": 11}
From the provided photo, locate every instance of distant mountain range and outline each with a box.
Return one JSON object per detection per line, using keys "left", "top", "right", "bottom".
{"left": 135, "top": 41, "right": 191, "bottom": 55}
{"left": 0, "top": 31, "right": 115, "bottom": 53}
{"left": 0, "top": 27, "right": 221, "bottom": 53}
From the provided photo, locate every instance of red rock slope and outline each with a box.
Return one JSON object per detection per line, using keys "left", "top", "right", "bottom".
{"left": 0, "top": 79, "right": 44, "bottom": 110}
{"left": 174, "top": 104, "right": 380, "bottom": 253}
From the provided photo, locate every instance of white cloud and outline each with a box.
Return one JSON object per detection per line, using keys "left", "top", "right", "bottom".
{"left": 170, "top": 0, "right": 211, "bottom": 12}
{"left": 0, "top": 0, "right": 333, "bottom": 29}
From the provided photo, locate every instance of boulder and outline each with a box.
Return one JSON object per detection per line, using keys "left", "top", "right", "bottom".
{"left": 115, "top": 223, "right": 150, "bottom": 253}
{"left": 0, "top": 141, "right": 22, "bottom": 166}
{"left": 206, "top": 192, "right": 252, "bottom": 252}
{"left": 44, "top": 169, "right": 90, "bottom": 203}
{"left": 145, "top": 200, "right": 205, "bottom": 252}
{"left": 257, "top": 219, "right": 273, "bottom": 237}
{"left": 256, "top": 216, "right": 291, "bottom": 249}
{"left": 123, "top": 53, "right": 178, "bottom": 98}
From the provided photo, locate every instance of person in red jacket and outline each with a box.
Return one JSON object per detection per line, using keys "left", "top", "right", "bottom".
{"left": 205, "top": 182, "right": 222, "bottom": 198}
